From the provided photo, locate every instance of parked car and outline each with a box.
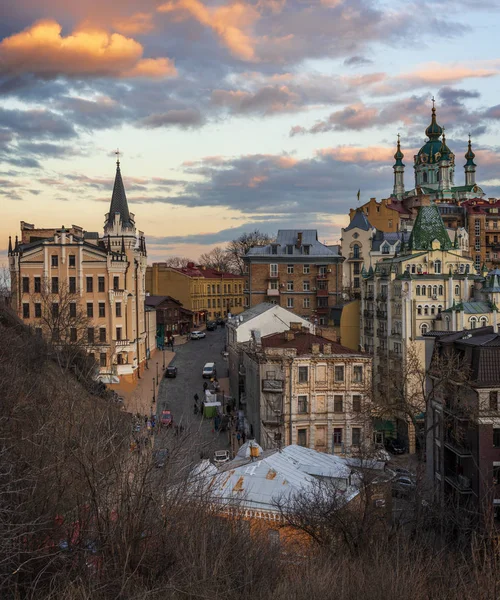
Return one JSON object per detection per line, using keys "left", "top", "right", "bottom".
{"left": 202, "top": 362, "right": 217, "bottom": 379}
{"left": 165, "top": 365, "right": 177, "bottom": 378}
{"left": 153, "top": 449, "right": 169, "bottom": 468}
{"left": 385, "top": 438, "right": 406, "bottom": 454}
{"left": 213, "top": 450, "right": 231, "bottom": 465}
{"left": 206, "top": 321, "right": 217, "bottom": 331}
{"left": 160, "top": 410, "right": 173, "bottom": 427}
{"left": 393, "top": 467, "right": 416, "bottom": 479}
{"left": 191, "top": 331, "right": 206, "bottom": 340}
{"left": 392, "top": 476, "right": 416, "bottom": 498}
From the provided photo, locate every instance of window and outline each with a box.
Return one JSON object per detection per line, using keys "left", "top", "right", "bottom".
{"left": 98, "top": 302, "right": 105, "bottom": 318}
{"left": 316, "top": 365, "right": 327, "bottom": 382}
{"left": 303, "top": 245, "right": 310, "bottom": 255}
{"left": 455, "top": 285, "right": 460, "bottom": 296}
{"left": 22, "top": 303, "right": 30, "bottom": 319}
{"left": 334, "top": 396, "right": 343, "bottom": 412}
{"left": 52, "top": 303, "right": 59, "bottom": 318}
{"left": 116, "top": 302, "right": 122, "bottom": 317}
{"left": 51, "top": 255, "right": 58, "bottom": 267}
{"left": 99, "top": 327, "right": 106, "bottom": 343}
{"left": 318, "top": 266, "right": 327, "bottom": 276}
{"left": 334, "top": 365, "right": 344, "bottom": 382}
{"left": 286, "top": 245, "right": 293, "bottom": 255}
{"left": 98, "top": 277, "right": 105, "bottom": 292}
{"left": 354, "top": 277, "right": 360, "bottom": 288}
{"left": 421, "top": 323, "right": 429, "bottom": 334}
{"left": 87, "top": 328, "right": 95, "bottom": 344}
{"left": 490, "top": 391, "right": 499, "bottom": 411}
{"left": 34, "top": 277, "right": 41, "bottom": 293}
{"left": 298, "top": 366, "right": 308, "bottom": 383}
{"left": 86, "top": 277, "right": 93, "bottom": 293}
{"left": 416, "top": 285, "right": 421, "bottom": 296}
{"left": 303, "top": 297, "right": 310, "bottom": 308}
{"left": 22, "top": 277, "right": 29, "bottom": 293}
{"left": 287, "top": 281, "right": 294, "bottom": 291}
{"left": 270, "top": 264, "right": 278, "bottom": 278}
{"left": 298, "top": 396, "right": 308, "bottom": 414}
{"left": 69, "top": 254, "right": 76, "bottom": 267}
{"left": 333, "top": 428, "right": 342, "bottom": 445}
{"left": 381, "top": 244, "right": 389, "bottom": 255}
{"left": 34, "top": 303, "right": 41, "bottom": 318}
{"left": 438, "top": 285, "right": 444, "bottom": 295}
{"left": 494, "top": 465, "right": 500, "bottom": 486}
{"left": 352, "top": 428, "right": 362, "bottom": 447}
{"left": 303, "top": 265, "right": 310, "bottom": 274}
{"left": 353, "top": 263, "right": 360, "bottom": 275}
{"left": 207, "top": 299, "right": 211, "bottom": 308}
{"left": 353, "top": 395, "right": 362, "bottom": 412}
{"left": 297, "top": 429, "right": 307, "bottom": 447}
{"left": 271, "top": 245, "right": 278, "bottom": 255}
{"left": 70, "top": 328, "right": 77, "bottom": 342}
{"left": 353, "top": 366, "right": 363, "bottom": 383}
{"left": 51, "top": 277, "right": 59, "bottom": 294}
{"left": 99, "top": 353, "right": 107, "bottom": 367}
{"left": 287, "top": 264, "right": 294, "bottom": 274}
{"left": 287, "top": 297, "right": 294, "bottom": 308}
{"left": 117, "top": 354, "right": 124, "bottom": 365}
{"left": 303, "top": 281, "right": 310, "bottom": 291}
{"left": 353, "top": 245, "right": 360, "bottom": 259}
{"left": 494, "top": 429, "right": 500, "bottom": 448}
{"left": 69, "top": 302, "right": 76, "bottom": 318}
{"left": 434, "top": 260, "right": 441, "bottom": 274}
{"left": 116, "top": 327, "right": 122, "bottom": 341}
{"left": 470, "top": 317, "right": 477, "bottom": 329}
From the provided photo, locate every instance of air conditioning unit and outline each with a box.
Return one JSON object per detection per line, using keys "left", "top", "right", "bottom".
{"left": 327, "top": 269, "right": 332, "bottom": 273}
{"left": 312, "top": 287, "right": 317, "bottom": 291}
{"left": 432, "top": 295, "right": 437, "bottom": 300}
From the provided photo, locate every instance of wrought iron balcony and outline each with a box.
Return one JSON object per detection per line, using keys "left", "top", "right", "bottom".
{"left": 262, "top": 379, "right": 284, "bottom": 392}
{"left": 444, "top": 470, "right": 473, "bottom": 493}
{"left": 363, "top": 310, "right": 374, "bottom": 318}
{"left": 316, "top": 288, "right": 328, "bottom": 297}
{"left": 266, "top": 288, "right": 280, "bottom": 296}
{"left": 376, "top": 310, "right": 387, "bottom": 319}
{"left": 444, "top": 433, "right": 472, "bottom": 457}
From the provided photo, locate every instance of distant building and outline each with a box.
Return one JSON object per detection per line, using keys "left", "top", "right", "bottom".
{"left": 240, "top": 325, "right": 372, "bottom": 453}
{"left": 8, "top": 159, "right": 148, "bottom": 384}
{"left": 144, "top": 295, "right": 194, "bottom": 340}
{"left": 243, "top": 230, "right": 344, "bottom": 325}
{"left": 146, "top": 263, "right": 245, "bottom": 325}
{"left": 427, "top": 327, "right": 500, "bottom": 529}
{"left": 462, "top": 198, "right": 500, "bottom": 272}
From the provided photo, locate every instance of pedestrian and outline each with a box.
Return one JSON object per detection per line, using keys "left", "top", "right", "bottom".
{"left": 144, "top": 415, "right": 148, "bottom": 425}
{"left": 242, "top": 431, "right": 246, "bottom": 444}
{"left": 194, "top": 403, "right": 198, "bottom": 415}
{"left": 200, "top": 401, "right": 204, "bottom": 415}
{"left": 237, "top": 432, "right": 241, "bottom": 445}
{"left": 194, "top": 393, "right": 199, "bottom": 403}
{"left": 203, "top": 382, "right": 208, "bottom": 392}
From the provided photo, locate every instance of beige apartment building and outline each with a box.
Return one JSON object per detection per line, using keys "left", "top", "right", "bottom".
{"left": 241, "top": 325, "right": 372, "bottom": 453}
{"left": 146, "top": 263, "right": 245, "bottom": 325}
{"left": 8, "top": 160, "right": 148, "bottom": 385}
{"left": 243, "top": 230, "right": 344, "bottom": 325}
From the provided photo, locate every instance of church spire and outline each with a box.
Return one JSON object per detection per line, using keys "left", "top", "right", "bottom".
{"left": 464, "top": 134, "right": 477, "bottom": 187}
{"left": 392, "top": 133, "right": 405, "bottom": 199}
{"left": 104, "top": 153, "right": 134, "bottom": 233}
{"left": 425, "top": 97, "right": 443, "bottom": 140}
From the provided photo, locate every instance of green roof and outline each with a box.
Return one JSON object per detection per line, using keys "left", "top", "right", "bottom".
{"left": 443, "top": 301, "right": 492, "bottom": 314}
{"left": 408, "top": 205, "right": 451, "bottom": 251}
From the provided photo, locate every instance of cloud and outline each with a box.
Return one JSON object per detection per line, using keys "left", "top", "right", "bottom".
{"left": 139, "top": 108, "right": 205, "bottom": 128}
{"left": 211, "top": 85, "right": 300, "bottom": 114}
{"left": 158, "top": 0, "right": 260, "bottom": 61}
{"left": 0, "top": 19, "right": 176, "bottom": 79}
{"left": 344, "top": 55, "right": 373, "bottom": 66}
{"left": 112, "top": 12, "right": 155, "bottom": 35}
{"left": 439, "top": 86, "right": 481, "bottom": 106}
{"left": 0, "top": 107, "right": 76, "bottom": 139}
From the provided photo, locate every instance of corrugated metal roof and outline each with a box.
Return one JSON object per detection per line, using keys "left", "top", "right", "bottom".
{"left": 228, "top": 302, "right": 276, "bottom": 325}
{"left": 247, "top": 230, "right": 340, "bottom": 257}
{"left": 461, "top": 302, "right": 492, "bottom": 314}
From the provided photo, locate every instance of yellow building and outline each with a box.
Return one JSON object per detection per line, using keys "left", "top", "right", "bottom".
{"left": 8, "top": 160, "right": 148, "bottom": 385}
{"left": 146, "top": 263, "right": 245, "bottom": 325}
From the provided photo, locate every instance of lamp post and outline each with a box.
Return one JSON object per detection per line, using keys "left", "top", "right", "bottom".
{"left": 156, "top": 362, "right": 159, "bottom": 385}
{"left": 162, "top": 347, "right": 166, "bottom": 370}
{"left": 152, "top": 377, "right": 156, "bottom": 404}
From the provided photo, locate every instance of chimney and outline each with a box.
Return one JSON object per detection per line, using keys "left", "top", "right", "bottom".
{"left": 284, "top": 331, "right": 295, "bottom": 341}
{"left": 290, "top": 321, "right": 302, "bottom": 330}
{"left": 323, "top": 344, "right": 331, "bottom": 354}
{"left": 311, "top": 343, "right": 320, "bottom": 354}
{"left": 296, "top": 232, "right": 303, "bottom": 248}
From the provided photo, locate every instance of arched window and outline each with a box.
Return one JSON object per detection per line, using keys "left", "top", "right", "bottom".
{"left": 411, "top": 264, "right": 416, "bottom": 274}
{"left": 470, "top": 317, "right": 477, "bottom": 329}
{"left": 455, "top": 285, "right": 460, "bottom": 296}
{"left": 423, "top": 171, "right": 428, "bottom": 183}
{"left": 417, "top": 305, "right": 422, "bottom": 315}
{"left": 438, "top": 305, "right": 443, "bottom": 313}
{"left": 480, "top": 316, "right": 488, "bottom": 327}
{"left": 421, "top": 323, "right": 429, "bottom": 334}
{"left": 431, "top": 306, "right": 436, "bottom": 315}
{"left": 438, "top": 285, "right": 444, "bottom": 295}
{"left": 424, "top": 305, "right": 429, "bottom": 315}
{"left": 465, "top": 264, "right": 470, "bottom": 273}
{"left": 427, "top": 285, "right": 433, "bottom": 297}
{"left": 353, "top": 244, "right": 360, "bottom": 259}
{"left": 435, "top": 260, "right": 441, "bottom": 274}
{"left": 445, "top": 316, "right": 450, "bottom": 331}
{"left": 432, "top": 285, "right": 438, "bottom": 296}
{"left": 416, "top": 285, "right": 421, "bottom": 295}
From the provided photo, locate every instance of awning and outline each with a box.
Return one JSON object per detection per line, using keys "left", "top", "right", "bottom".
{"left": 98, "top": 374, "right": 120, "bottom": 384}
{"left": 374, "top": 419, "right": 395, "bottom": 432}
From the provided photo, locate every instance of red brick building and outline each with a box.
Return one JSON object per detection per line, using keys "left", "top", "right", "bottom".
{"left": 462, "top": 198, "right": 500, "bottom": 272}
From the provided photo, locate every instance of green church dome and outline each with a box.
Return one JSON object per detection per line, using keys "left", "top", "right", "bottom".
{"left": 425, "top": 102, "right": 443, "bottom": 140}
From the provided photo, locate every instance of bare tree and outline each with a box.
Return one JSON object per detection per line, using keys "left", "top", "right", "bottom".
{"left": 161, "top": 256, "right": 193, "bottom": 268}
{"left": 198, "top": 246, "right": 233, "bottom": 272}
{"left": 226, "top": 230, "right": 274, "bottom": 275}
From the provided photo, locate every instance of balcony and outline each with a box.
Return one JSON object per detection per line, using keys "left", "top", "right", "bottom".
{"left": 316, "top": 288, "right": 328, "bottom": 297}
{"left": 390, "top": 330, "right": 401, "bottom": 338}
{"left": 262, "top": 379, "right": 284, "bottom": 392}
{"left": 444, "top": 433, "right": 472, "bottom": 457}
{"left": 316, "top": 274, "right": 328, "bottom": 280}
{"left": 316, "top": 306, "right": 329, "bottom": 314}
{"left": 363, "top": 310, "right": 374, "bottom": 318}
{"left": 364, "top": 326, "right": 374, "bottom": 335}
{"left": 267, "top": 288, "right": 280, "bottom": 296}
{"left": 444, "top": 470, "right": 473, "bottom": 493}
{"left": 268, "top": 273, "right": 279, "bottom": 279}
{"left": 388, "top": 350, "right": 402, "bottom": 360}
{"left": 376, "top": 294, "right": 388, "bottom": 302}
{"left": 115, "top": 339, "right": 131, "bottom": 346}
{"left": 366, "top": 293, "right": 374, "bottom": 300}
{"left": 376, "top": 328, "right": 387, "bottom": 338}
{"left": 376, "top": 310, "right": 387, "bottom": 319}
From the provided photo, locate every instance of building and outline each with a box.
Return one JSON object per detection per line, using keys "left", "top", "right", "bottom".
{"left": 462, "top": 198, "right": 500, "bottom": 272}
{"left": 226, "top": 303, "right": 314, "bottom": 404}
{"left": 360, "top": 204, "right": 479, "bottom": 451}
{"left": 145, "top": 263, "right": 245, "bottom": 325}
{"left": 243, "top": 230, "right": 343, "bottom": 325}
{"left": 8, "top": 159, "right": 148, "bottom": 384}
{"left": 349, "top": 196, "right": 411, "bottom": 233}
{"left": 144, "top": 295, "right": 194, "bottom": 342}
{"left": 240, "top": 324, "right": 372, "bottom": 453}
{"left": 427, "top": 327, "right": 500, "bottom": 529}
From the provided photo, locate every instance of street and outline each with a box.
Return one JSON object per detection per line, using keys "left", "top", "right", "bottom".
{"left": 154, "top": 327, "right": 232, "bottom": 462}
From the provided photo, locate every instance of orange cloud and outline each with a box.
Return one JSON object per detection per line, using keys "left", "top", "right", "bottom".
{"left": 0, "top": 19, "right": 176, "bottom": 79}
{"left": 158, "top": 0, "right": 260, "bottom": 61}
{"left": 112, "top": 13, "right": 155, "bottom": 35}
{"left": 400, "top": 62, "right": 497, "bottom": 85}
{"left": 317, "top": 145, "right": 417, "bottom": 163}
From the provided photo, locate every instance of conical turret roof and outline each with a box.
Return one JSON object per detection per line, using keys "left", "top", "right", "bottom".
{"left": 408, "top": 204, "right": 452, "bottom": 251}
{"left": 393, "top": 134, "right": 404, "bottom": 167}
{"left": 106, "top": 160, "right": 132, "bottom": 229}
{"left": 465, "top": 135, "right": 476, "bottom": 167}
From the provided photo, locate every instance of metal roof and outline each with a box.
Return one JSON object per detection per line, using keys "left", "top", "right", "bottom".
{"left": 227, "top": 302, "right": 276, "bottom": 326}
{"left": 247, "top": 230, "right": 340, "bottom": 257}
{"left": 344, "top": 210, "right": 372, "bottom": 232}
{"left": 106, "top": 162, "right": 133, "bottom": 228}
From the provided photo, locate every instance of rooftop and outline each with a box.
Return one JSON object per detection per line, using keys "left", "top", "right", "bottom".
{"left": 247, "top": 230, "right": 340, "bottom": 257}
{"left": 164, "top": 263, "right": 243, "bottom": 279}
{"left": 144, "top": 295, "right": 183, "bottom": 308}
{"left": 261, "top": 329, "right": 364, "bottom": 356}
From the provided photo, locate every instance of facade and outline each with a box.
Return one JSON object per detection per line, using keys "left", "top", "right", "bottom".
{"left": 427, "top": 327, "right": 500, "bottom": 529}
{"left": 349, "top": 196, "right": 411, "bottom": 233}
{"left": 8, "top": 160, "right": 148, "bottom": 384}
{"left": 462, "top": 198, "right": 500, "bottom": 272}
{"left": 145, "top": 263, "right": 245, "bottom": 325}
{"left": 243, "top": 230, "right": 343, "bottom": 325}
{"left": 145, "top": 295, "right": 194, "bottom": 340}
{"left": 226, "top": 303, "right": 314, "bottom": 404}
{"left": 240, "top": 325, "right": 372, "bottom": 453}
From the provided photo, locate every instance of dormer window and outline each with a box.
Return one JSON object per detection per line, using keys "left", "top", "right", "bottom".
{"left": 286, "top": 245, "right": 293, "bottom": 255}
{"left": 271, "top": 244, "right": 278, "bottom": 255}
{"left": 302, "top": 245, "right": 310, "bottom": 255}
{"left": 381, "top": 244, "right": 389, "bottom": 254}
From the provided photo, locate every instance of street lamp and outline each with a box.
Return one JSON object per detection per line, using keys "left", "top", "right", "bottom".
{"left": 152, "top": 377, "right": 156, "bottom": 403}
{"left": 162, "top": 347, "right": 166, "bottom": 370}
{"left": 156, "top": 362, "right": 159, "bottom": 385}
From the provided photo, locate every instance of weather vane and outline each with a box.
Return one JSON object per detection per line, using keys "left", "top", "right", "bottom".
{"left": 115, "top": 148, "right": 120, "bottom": 165}
{"left": 431, "top": 96, "right": 435, "bottom": 108}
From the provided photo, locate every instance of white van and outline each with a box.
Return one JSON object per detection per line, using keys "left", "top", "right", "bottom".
{"left": 202, "top": 362, "right": 216, "bottom": 379}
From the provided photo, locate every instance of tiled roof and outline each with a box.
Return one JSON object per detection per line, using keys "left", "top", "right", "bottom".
{"left": 408, "top": 205, "right": 451, "bottom": 251}
{"left": 371, "top": 230, "right": 410, "bottom": 251}
{"left": 261, "top": 330, "right": 364, "bottom": 356}
{"left": 247, "top": 230, "right": 340, "bottom": 257}
{"left": 170, "top": 265, "right": 242, "bottom": 279}
{"left": 145, "top": 295, "right": 182, "bottom": 307}
{"left": 344, "top": 210, "right": 372, "bottom": 232}
{"left": 106, "top": 162, "right": 132, "bottom": 228}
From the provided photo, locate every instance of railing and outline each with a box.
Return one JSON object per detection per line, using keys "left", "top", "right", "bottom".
{"left": 268, "top": 273, "right": 279, "bottom": 279}
{"left": 316, "top": 274, "right": 328, "bottom": 280}
{"left": 364, "top": 326, "right": 374, "bottom": 335}
{"left": 115, "top": 339, "right": 131, "bottom": 346}
{"left": 316, "top": 288, "right": 328, "bottom": 297}
{"left": 377, "top": 294, "right": 388, "bottom": 301}
{"left": 262, "top": 379, "right": 284, "bottom": 392}
{"left": 366, "top": 293, "right": 374, "bottom": 300}
{"left": 444, "top": 470, "right": 473, "bottom": 493}
{"left": 376, "top": 328, "right": 386, "bottom": 337}
{"left": 363, "top": 309, "right": 374, "bottom": 318}
{"left": 376, "top": 310, "right": 387, "bottom": 319}
{"left": 388, "top": 350, "right": 402, "bottom": 360}
{"left": 391, "top": 330, "right": 401, "bottom": 337}
{"left": 266, "top": 288, "right": 280, "bottom": 296}
{"left": 444, "top": 433, "right": 472, "bottom": 457}
{"left": 316, "top": 306, "right": 329, "bottom": 314}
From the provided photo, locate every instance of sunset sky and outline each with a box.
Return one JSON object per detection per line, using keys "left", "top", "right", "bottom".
{"left": 1, "top": 0, "right": 500, "bottom": 264}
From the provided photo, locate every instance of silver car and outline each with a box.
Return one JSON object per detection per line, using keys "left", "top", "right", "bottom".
{"left": 191, "top": 331, "right": 206, "bottom": 340}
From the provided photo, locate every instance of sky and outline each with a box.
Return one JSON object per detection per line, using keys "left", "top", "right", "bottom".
{"left": 1, "top": 0, "right": 500, "bottom": 264}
